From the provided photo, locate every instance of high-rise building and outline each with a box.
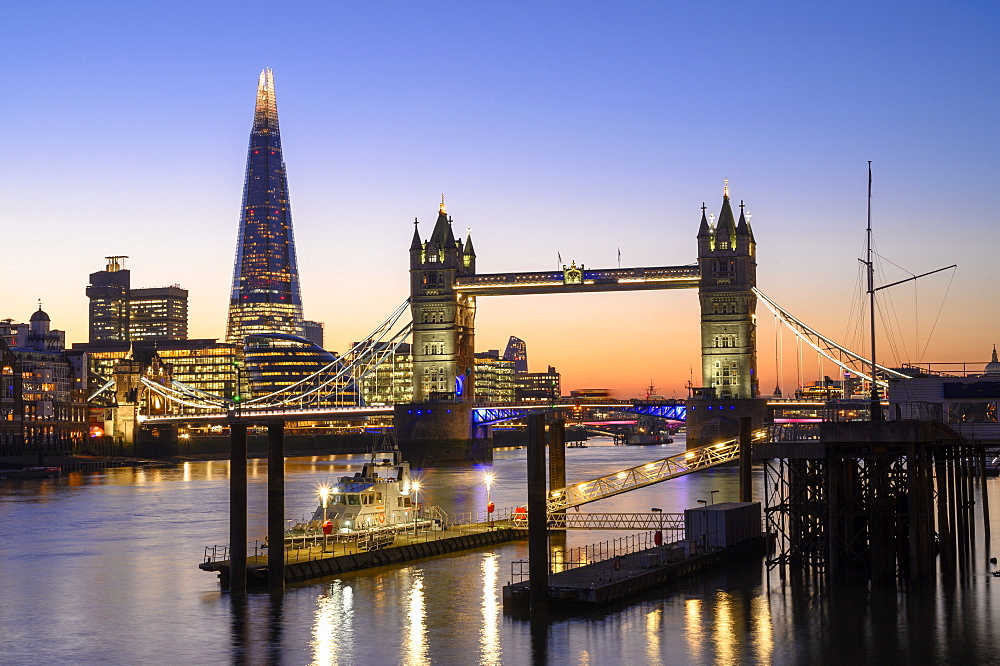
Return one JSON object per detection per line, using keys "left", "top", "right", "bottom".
{"left": 351, "top": 342, "right": 413, "bottom": 406}
{"left": 85, "top": 256, "right": 188, "bottom": 343}
{"left": 474, "top": 349, "right": 516, "bottom": 403}
{"left": 226, "top": 68, "right": 305, "bottom": 344}
{"left": 86, "top": 256, "right": 130, "bottom": 343}
{"left": 503, "top": 336, "right": 528, "bottom": 373}
{"left": 129, "top": 286, "right": 188, "bottom": 341}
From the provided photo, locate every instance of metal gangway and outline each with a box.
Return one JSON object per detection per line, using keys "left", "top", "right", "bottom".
{"left": 545, "top": 512, "right": 685, "bottom": 531}
{"left": 546, "top": 436, "right": 749, "bottom": 512}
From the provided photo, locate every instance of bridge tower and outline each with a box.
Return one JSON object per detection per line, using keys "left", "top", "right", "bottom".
{"left": 395, "top": 201, "right": 488, "bottom": 465}
{"left": 697, "top": 183, "right": 758, "bottom": 399}
{"left": 689, "top": 183, "right": 766, "bottom": 445}
{"left": 408, "top": 200, "right": 478, "bottom": 402}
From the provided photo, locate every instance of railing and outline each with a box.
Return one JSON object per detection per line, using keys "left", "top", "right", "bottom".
{"left": 547, "top": 436, "right": 747, "bottom": 512}
{"left": 763, "top": 423, "right": 822, "bottom": 442}
{"left": 546, "top": 512, "right": 685, "bottom": 532}
{"left": 510, "top": 531, "right": 698, "bottom": 586}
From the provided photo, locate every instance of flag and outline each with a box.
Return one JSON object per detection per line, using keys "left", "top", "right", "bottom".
{"left": 617, "top": 247, "right": 621, "bottom": 267}
{"left": 558, "top": 251, "right": 562, "bottom": 266}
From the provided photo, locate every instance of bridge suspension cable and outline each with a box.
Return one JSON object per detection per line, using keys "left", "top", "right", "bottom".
{"left": 87, "top": 378, "right": 115, "bottom": 403}
{"left": 127, "top": 299, "right": 413, "bottom": 416}
{"left": 754, "top": 287, "right": 909, "bottom": 387}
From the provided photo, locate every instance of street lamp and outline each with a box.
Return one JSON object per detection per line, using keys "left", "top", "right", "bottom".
{"left": 318, "top": 485, "right": 332, "bottom": 552}
{"left": 710, "top": 490, "right": 719, "bottom": 505}
{"left": 484, "top": 471, "right": 494, "bottom": 527}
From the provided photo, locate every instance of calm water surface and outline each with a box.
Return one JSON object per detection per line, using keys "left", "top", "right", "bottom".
{"left": 2, "top": 437, "right": 999, "bottom": 664}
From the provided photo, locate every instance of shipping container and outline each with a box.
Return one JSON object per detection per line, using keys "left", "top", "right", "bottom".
{"left": 684, "top": 502, "right": 761, "bottom": 548}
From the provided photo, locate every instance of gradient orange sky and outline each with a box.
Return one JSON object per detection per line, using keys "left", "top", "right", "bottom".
{"left": 4, "top": 3, "right": 997, "bottom": 398}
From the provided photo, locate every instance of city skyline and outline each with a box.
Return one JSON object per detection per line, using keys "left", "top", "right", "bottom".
{"left": 4, "top": 2, "right": 998, "bottom": 397}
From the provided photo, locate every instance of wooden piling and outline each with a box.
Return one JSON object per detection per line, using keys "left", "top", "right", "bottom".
{"left": 934, "top": 449, "right": 953, "bottom": 575}
{"left": 267, "top": 422, "right": 285, "bottom": 592}
{"left": 229, "top": 422, "right": 248, "bottom": 594}
{"left": 981, "top": 448, "right": 991, "bottom": 541}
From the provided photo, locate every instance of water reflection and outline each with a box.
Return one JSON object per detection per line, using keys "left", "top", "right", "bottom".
{"left": 684, "top": 597, "right": 704, "bottom": 657}
{"left": 713, "top": 590, "right": 735, "bottom": 664}
{"left": 750, "top": 594, "right": 773, "bottom": 663}
{"left": 644, "top": 607, "right": 662, "bottom": 663}
{"left": 404, "top": 570, "right": 427, "bottom": 665}
{"left": 480, "top": 553, "right": 500, "bottom": 665}
{"left": 2, "top": 441, "right": 999, "bottom": 663}
{"left": 311, "top": 581, "right": 355, "bottom": 665}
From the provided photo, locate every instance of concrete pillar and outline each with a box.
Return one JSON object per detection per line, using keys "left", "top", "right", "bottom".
{"left": 739, "top": 416, "right": 752, "bottom": 503}
{"left": 526, "top": 413, "right": 548, "bottom": 615}
{"left": 267, "top": 422, "right": 285, "bottom": 592}
{"left": 229, "top": 422, "right": 248, "bottom": 594}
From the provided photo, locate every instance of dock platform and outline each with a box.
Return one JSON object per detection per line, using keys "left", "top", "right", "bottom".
{"left": 202, "top": 523, "right": 525, "bottom": 590}
{"left": 502, "top": 536, "right": 768, "bottom": 610}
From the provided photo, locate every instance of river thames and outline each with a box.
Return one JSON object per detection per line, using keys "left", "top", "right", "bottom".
{"left": 2, "top": 437, "right": 999, "bottom": 664}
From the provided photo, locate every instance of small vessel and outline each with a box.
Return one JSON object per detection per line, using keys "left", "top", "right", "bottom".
{"left": 291, "top": 445, "right": 419, "bottom": 534}
{"left": 624, "top": 415, "right": 673, "bottom": 445}
{"left": 0, "top": 466, "right": 61, "bottom": 480}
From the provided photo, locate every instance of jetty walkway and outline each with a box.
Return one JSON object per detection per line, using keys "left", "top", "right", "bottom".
{"left": 202, "top": 516, "right": 527, "bottom": 590}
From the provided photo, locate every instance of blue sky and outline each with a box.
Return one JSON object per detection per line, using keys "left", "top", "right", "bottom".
{"left": 3, "top": 1, "right": 998, "bottom": 396}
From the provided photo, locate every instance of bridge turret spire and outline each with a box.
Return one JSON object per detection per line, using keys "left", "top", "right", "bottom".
{"left": 410, "top": 217, "right": 422, "bottom": 252}
{"left": 736, "top": 200, "right": 755, "bottom": 244}
{"left": 463, "top": 227, "right": 476, "bottom": 269}
{"left": 698, "top": 203, "right": 711, "bottom": 238}
{"left": 716, "top": 191, "right": 737, "bottom": 250}
{"left": 429, "top": 203, "right": 451, "bottom": 245}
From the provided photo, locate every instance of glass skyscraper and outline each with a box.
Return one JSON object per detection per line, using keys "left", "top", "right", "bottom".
{"left": 226, "top": 68, "right": 305, "bottom": 344}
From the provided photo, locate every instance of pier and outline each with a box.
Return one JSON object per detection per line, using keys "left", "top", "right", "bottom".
{"left": 202, "top": 518, "right": 527, "bottom": 590}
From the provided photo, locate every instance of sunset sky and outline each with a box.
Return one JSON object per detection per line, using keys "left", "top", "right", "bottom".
{"left": 4, "top": 2, "right": 998, "bottom": 398}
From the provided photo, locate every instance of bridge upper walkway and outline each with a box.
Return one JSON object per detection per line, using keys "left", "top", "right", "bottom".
{"left": 455, "top": 265, "right": 700, "bottom": 296}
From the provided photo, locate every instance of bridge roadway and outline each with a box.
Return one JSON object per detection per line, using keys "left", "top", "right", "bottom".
{"left": 137, "top": 399, "right": 689, "bottom": 425}
{"left": 139, "top": 397, "right": 843, "bottom": 425}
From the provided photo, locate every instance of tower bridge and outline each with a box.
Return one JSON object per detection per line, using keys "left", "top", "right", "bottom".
{"left": 107, "top": 179, "right": 907, "bottom": 462}
{"left": 400, "top": 187, "right": 758, "bottom": 458}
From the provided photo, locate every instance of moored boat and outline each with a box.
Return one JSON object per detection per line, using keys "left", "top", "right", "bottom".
{"left": 289, "top": 446, "right": 420, "bottom": 535}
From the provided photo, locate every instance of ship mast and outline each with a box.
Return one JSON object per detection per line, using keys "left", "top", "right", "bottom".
{"left": 867, "top": 162, "right": 881, "bottom": 421}
{"left": 865, "top": 162, "right": 955, "bottom": 421}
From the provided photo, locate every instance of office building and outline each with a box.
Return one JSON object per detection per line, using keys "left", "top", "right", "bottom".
{"left": 244, "top": 333, "right": 359, "bottom": 406}
{"left": 85, "top": 256, "right": 189, "bottom": 343}
{"left": 474, "top": 349, "right": 516, "bottom": 403}
{"left": 516, "top": 365, "right": 561, "bottom": 403}
{"left": 226, "top": 68, "right": 305, "bottom": 343}
{"left": 302, "top": 320, "right": 325, "bottom": 348}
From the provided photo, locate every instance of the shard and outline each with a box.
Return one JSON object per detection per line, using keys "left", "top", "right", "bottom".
{"left": 226, "top": 68, "right": 305, "bottom": 344}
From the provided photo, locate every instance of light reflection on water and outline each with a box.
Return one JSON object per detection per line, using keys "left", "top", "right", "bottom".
{"left": 1, "top": 436, "right": 1000, "bottom": 663}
